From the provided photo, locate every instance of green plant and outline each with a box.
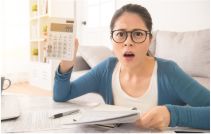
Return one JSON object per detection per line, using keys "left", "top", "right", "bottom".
{"left": 42, "top": 25, "right": 48, "bottom": 36}
{"left": 32, "top": 3, "right": 37, "bottom": 12}
{"left": 32, "top": 48, "right": 38, "bottom": 56}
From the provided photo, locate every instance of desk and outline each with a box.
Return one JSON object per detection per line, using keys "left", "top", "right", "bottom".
{"left": 1, "top": 94, "right": 209, "bottom": 133}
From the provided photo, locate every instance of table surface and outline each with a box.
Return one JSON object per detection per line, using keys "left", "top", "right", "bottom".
{"left": 1, "top": 93, "right": 209, "bottom": 133}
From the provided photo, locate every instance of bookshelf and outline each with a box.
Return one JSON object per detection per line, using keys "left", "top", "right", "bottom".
{"left": 29, "top": 0, "right": 75, "bottom": 90}
{"left": 29, "top": 0, "right": 55, "bottom": 90}
{"left": 29, "top": 0, "right": 48, "bottom": 62}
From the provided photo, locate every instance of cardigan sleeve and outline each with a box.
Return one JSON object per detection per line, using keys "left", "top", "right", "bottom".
{"left": 53, "top": 59, "right": 108, "bottom": 102}
{"left": 165, "top": 61, "right": 210, "bottom": 129}
{"left": 166, "top": 105, "right": 210, "bottom": 129}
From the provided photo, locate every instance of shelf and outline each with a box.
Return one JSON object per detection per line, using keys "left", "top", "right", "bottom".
{"left": 29, "top": 0, "right": 52, "bottom": 90}
{"left": 30, "top": 14, "right": 49, "bottom": 21}
{"left": 31, "top": 60, "right": 49, "bottom": 64}
{"left": 29, "top": 0, "right": 75, "bottom": 90}
{"left": 30, "top": 38, "right": 46, "bottom": 42}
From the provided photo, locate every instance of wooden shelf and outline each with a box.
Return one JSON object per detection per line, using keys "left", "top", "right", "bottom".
{"left": 30, "top": 14, "right": 49, "bottom": 21}
{"left": 29, "top": 0, "right": 75, "bottom": 90}
{"left": 30, "top": 0, "right": 48, "bottom": 63}
{"left": 30, "top": 38, "right": 46, "bottom": 42}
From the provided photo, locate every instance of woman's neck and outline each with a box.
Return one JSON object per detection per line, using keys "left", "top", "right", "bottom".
{"left": 120, "top": 56, "right": 155, "bottom": 77}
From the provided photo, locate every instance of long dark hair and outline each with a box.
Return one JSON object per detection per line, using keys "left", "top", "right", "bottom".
{"left": 110, "top": 4, "right": 153, "bottom": 56}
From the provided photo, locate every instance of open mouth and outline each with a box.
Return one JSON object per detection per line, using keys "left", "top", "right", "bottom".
{"left": 123, "top": 51, "right": 135, "bottom": 58}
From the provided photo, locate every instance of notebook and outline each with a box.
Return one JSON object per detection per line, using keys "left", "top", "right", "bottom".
{"left": 62, "top": 104, "right": 140, "bottom": 126}
{"left": 1, "top": 95, "right": 21, "bottom": 120}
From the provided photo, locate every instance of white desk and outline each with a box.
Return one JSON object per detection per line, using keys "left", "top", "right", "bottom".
{"left": 1, "top": 94, "right": 209, "bottom": 133}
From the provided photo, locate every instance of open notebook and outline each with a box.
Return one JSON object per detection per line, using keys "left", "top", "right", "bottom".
{"left": 62, "top": 104, "right": 140, "bottom": 126}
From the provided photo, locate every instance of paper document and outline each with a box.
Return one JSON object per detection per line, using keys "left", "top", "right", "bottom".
{"left": 1, "top": 109, "right": 81, "bottom": 133}
{"left": 63, "top": 109, "right": 140, "bottom": 125}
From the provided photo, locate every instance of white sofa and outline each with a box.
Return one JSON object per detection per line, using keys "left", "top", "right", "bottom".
{"left": 68, "top": 29, "right": 210, "bottom": 122}
{"left": 72, "top": 29, "right": 210, "bottom": 91}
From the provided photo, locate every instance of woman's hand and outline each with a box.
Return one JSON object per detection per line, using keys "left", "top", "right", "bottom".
{"left": 136, "top": 106, "right": 170, "bottom": 131}
{"left": 59, "top": 38, "right": 79, "bottom": 73}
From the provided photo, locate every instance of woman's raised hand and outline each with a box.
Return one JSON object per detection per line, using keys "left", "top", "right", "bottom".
{"left": 59, "top": 38, "right": 79, "bottom": 73}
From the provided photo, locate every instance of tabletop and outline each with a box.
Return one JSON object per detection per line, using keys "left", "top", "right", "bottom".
{"left": 1, "top": 93, "right": 209, "bottom": 133}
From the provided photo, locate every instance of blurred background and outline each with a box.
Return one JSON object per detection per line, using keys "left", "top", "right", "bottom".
{"left": 0, "top": 0, "right": 209, "bottom": 95}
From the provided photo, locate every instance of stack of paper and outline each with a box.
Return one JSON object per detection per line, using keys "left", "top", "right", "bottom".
{"left": 62, "top": 104, "right": 140, "bottom": 126}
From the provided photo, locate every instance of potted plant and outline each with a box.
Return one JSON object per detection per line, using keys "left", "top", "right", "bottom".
{"left": 32, "top": 48, "right": 38, "bottom": 61}
{"left": 32, "top": 3, "right": 37, "bottom": 16}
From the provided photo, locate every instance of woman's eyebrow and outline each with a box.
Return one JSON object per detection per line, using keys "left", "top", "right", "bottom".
{"left": 113, "top": 28, "right": 127, "bottom": 31}
{"left": 133, "top": 28, "right": 148, "bottom": 31}
{"left": 113, "top": 28, "right": 148, "bottom": 31}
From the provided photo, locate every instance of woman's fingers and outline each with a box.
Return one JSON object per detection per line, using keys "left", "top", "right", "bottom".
{"left": 74, "top": 38, "right": 79, "bottom": 58}
{"left": 59, "top": 38, "right": 79, "bottom": 73}
{"left": 146, "top": 115, "right": 166, "bottom": 130}
{"left": 135, "top": 111, "right": 153, "bottom": 129}
{"left": 136, "top": 106, "right": 170, "bottom": 131}
{"left": 140, "top": 110, "right": 156, "bottom": 128}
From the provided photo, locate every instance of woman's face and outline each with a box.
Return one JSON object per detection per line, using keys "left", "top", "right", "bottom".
{"left": 112, "top": 12, "right": 152, "bottom": 67}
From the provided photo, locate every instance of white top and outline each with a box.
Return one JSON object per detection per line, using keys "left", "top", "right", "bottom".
{"left": 112, "top": 61, "right": 158, "bottom": 113}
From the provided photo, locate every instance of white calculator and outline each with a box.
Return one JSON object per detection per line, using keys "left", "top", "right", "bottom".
{"left": 47, "top": 19, "right": 75, "bottom": 61}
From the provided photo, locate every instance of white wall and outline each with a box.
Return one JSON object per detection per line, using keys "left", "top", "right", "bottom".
{"left": 116, "top": 0, "right": 210, "bottom": 32}
{"left": 50, "top": 0, "right": 75, "bottom": 18}
{"left": 77, "top": 0, "right": 210, "bottom": 47}
{"left": 0, "top": 0, "right": 30, "bottom": 83}
{"left": 76, "top": 0, "right": 114, "bottom": 47}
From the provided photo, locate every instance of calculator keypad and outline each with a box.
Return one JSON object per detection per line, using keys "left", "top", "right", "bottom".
{"left": 47, "top": 31, "right": 73, "bottom": 60}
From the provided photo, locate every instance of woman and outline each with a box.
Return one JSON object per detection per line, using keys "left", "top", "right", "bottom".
{"left": 53, "top": 4, "right": 210, "bottom": 130}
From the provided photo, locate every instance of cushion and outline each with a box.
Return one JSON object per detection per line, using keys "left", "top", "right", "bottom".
{"left": 192, "top": 77, "right": 210, "bottom": 90}
{"left": 73, "top": 56, "right": 91, "bottom": 71}
{"left": 79, "top": 46, "right": 114, "bottom": 68}
{"left": 155, "top": 29, "right": 210, "bottom": 78}
{"left": 148, "top": 31, "right": 157, "bottom": 55}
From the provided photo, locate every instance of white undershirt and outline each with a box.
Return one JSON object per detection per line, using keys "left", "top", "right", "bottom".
{"left": 112, "top": 61, "right": 158, "bottom": 113}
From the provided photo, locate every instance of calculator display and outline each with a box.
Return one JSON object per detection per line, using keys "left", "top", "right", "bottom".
{"left": 47, "top": 20, "right": 75, "bottom": 61}
{"left": 51, "top": 23, "right": 73, "bottom": 32}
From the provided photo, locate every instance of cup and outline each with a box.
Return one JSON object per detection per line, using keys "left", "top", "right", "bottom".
{"left": 1, "top": 77, "right": 11, "bottom": 91}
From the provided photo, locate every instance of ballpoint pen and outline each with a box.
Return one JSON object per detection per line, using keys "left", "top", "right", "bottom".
{"left": 174, "top": 130, "right": 204, "bottom": 133}
{"left": 49, "top": 109, "right": 80, "bottom": 119}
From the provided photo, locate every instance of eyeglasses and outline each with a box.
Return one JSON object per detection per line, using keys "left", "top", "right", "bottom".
{"left": 111, "top": 29, "right": 151, "bottom": 43}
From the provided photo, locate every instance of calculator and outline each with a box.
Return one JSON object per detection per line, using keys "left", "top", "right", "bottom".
{"left": 47, "top": 19, "right": 75, "bottom": 61}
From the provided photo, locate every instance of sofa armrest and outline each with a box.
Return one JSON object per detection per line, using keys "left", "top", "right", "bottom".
{"left": 73, "top": 56, "right": 91, "bottom": 72}
{"left": 192, "top": 77, "right": 210, "bottom": 90}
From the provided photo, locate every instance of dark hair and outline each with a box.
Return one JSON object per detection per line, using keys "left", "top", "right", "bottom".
{"left": 110, "top": 4, "right": 152, "bottom": 32}
{"left": 110, "top": 4, "right": 153, "bottom": 56}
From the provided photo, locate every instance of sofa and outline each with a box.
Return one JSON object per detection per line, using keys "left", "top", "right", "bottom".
{"left": 70, "top": 29, "right": 210, "bottom": 102}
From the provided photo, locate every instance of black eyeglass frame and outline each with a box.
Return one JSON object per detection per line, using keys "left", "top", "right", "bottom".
{"left": 111, "top": 29, "right": 151, "bottom": 43}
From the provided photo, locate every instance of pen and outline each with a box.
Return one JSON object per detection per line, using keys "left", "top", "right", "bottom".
{"left": 175, "top": 130, "right": 204, "bottom": 133}
{"left": 50, "top": 109, "right": 80, "bottom": 119}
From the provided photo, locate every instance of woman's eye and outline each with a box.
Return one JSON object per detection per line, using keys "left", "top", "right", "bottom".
{"left": 117, "top": 32, "right": 125, "bottom": 37}
{"left": 134, "top": 32, "right": 144, "bottom": 36}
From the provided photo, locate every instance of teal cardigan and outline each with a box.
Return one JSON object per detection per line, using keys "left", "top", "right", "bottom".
{"left": 53, "top": 57, "right": 210, "bottom": 129}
